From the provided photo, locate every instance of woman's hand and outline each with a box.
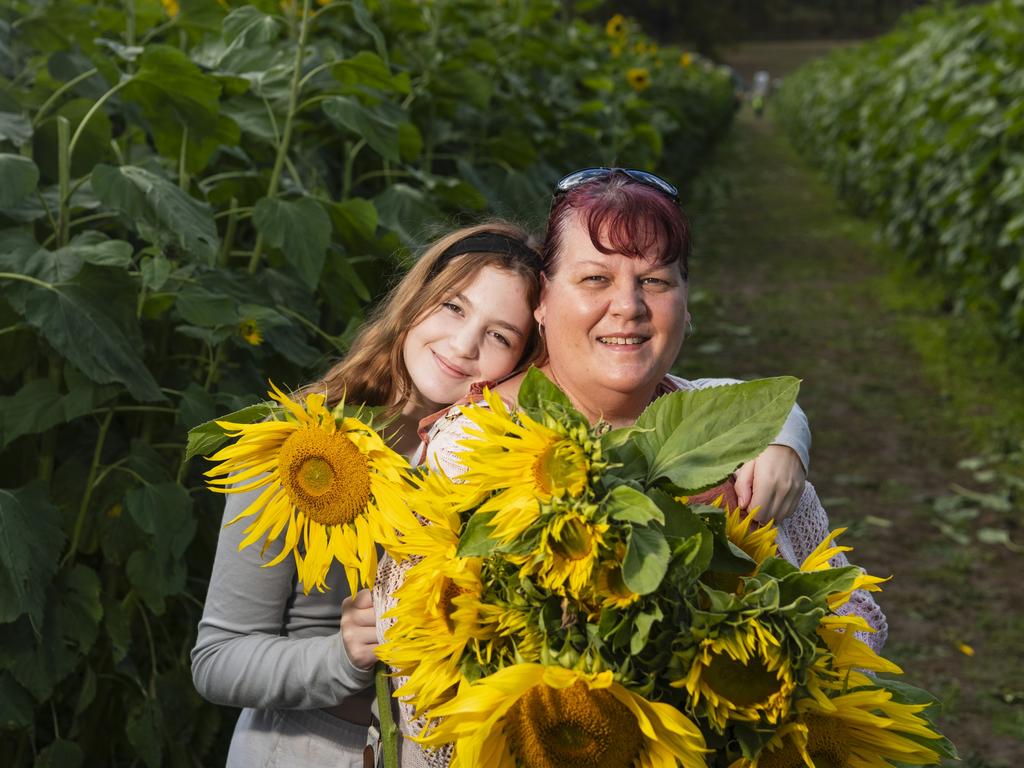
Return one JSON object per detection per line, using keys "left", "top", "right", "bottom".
{"left": 735, "top": 444, "right": 806, "bottom": 524}
{"left": 340, "top": 588, "right": 379, "bottom": 670}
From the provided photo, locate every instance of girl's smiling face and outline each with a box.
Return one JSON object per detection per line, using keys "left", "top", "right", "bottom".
{"left": 402, "top": 265, "right": 535, "bottom": 413}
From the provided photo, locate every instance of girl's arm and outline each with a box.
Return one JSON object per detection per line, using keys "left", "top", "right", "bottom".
{"left": 190, "top": 485, "right": 374, "bottom": 710}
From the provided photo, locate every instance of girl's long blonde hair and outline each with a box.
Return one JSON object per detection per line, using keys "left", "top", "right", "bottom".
{"left": 306, "top": 221, "right": 543, "bottom": 412}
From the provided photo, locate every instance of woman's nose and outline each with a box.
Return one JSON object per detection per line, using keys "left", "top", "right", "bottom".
{"left": 609, "top": 282, "right": 646, "bottom": 318}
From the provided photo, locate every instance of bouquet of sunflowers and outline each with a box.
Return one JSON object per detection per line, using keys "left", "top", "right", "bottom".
{"left": 188, "top": 382, "right": 414, "bottom": 594}
{"left": 379, "top": 370, "right": 956, "bottom": 768}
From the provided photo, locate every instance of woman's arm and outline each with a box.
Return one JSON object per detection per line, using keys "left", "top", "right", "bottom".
{"left": 190, "top": 486, "right": 374, "bottom": 710}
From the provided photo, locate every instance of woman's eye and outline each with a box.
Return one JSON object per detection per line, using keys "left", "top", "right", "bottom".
{"left": 642, "top": 276, "right": 674, "bottom": 288}
{"left": 582, "top": 275, "right": 608, "bottom": 284}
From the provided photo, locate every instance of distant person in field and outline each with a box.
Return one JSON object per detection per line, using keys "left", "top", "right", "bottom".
{"left": 752, "top": 69, "right": 771, "bottom": 116}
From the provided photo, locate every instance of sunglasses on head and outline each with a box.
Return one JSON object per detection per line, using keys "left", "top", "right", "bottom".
{"left": 553, "top": 167, "right": 679, "bottom": 203}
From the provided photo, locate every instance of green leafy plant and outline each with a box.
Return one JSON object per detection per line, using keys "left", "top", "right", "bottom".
{"left": 777, "top": 0, "right": 1024, "bottom": 348}
{"left": 0, "top": 0, "right": 734, "bottom": 763}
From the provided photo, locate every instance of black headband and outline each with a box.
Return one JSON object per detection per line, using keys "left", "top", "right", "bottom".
{"left": 426, "top": 233, "right": 542, "bottom": 282}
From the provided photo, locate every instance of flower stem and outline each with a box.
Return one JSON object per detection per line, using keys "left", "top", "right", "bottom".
{"left": 62, "top": 409, "right": 114, "bottom": 568}
{"left": 375, "top": 662, "right": 399, "bottom": 768}
{"left": 248, "top": 0, "right": 313, "bottom": 275}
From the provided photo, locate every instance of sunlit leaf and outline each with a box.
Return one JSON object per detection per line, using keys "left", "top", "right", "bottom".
{"left": 635, "top": 377, "right": 800, "bottom": 490}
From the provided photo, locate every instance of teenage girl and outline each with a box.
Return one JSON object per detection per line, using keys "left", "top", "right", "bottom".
{"left": 190, "top": 222, "right": 546, "bottom": 767}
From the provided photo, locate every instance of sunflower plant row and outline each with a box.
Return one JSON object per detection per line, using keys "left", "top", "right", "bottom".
{"left": 0, "top": 0, "right": 735, "bottom": 764}
{"left": 776, "top": 0, "right": 1024, "bottom": 347}
{"left": 379, "top": 370, "right": 955, "bottom": 767}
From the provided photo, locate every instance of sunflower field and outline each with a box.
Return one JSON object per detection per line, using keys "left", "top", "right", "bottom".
{"left": 0, "top": 0, "right": 736, "bottom": 764}
{"left": 776, "top": 0, "right": 1024, "bottom": 348}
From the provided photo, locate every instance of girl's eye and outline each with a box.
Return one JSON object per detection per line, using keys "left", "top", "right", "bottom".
{"left": 489, "top": 331, "right": 511, "bottom": 347}
{"left": 443, "top": 301, "right": 463, "bottom": 314}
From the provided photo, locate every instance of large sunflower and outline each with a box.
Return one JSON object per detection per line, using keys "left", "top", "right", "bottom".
{"left": 418, "top": 664, "right": 708, "bottom": 768}
{"left": 673, "top": 616, "right": 796, "bottom": 732}
{"left": 731, "top": 686, "right": 944, "bottom": 768}
{"left": 515, "top": 508, "right": 609, "bottom": 597}
{"left": 204, "top": 383, "right": 411, "bottom": 593}
{"left": 380, "top": 549, "right": 495, "bottom": 714}
{"left": 457, "top": 388, "right": 598, "bottom": 544}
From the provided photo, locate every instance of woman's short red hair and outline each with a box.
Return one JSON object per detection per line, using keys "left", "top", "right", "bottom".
{"left": 541, "top": 171, "right": 690, "bottom": 279}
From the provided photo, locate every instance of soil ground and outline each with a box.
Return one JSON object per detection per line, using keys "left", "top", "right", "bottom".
{"left": 674, "top": 105, "right": 1024, "bottom": 766}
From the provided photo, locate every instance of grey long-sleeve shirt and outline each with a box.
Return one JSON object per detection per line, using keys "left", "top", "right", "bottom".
{"left": 190, "top": 486, "right": 374, "bottom": 711}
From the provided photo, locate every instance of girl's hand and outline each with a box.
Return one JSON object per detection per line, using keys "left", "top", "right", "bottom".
{"left": 735, "top": 444, "right": 806, "bottom": 524}
{"left": 340, "top": 589, "right": 379, "bottom": 670}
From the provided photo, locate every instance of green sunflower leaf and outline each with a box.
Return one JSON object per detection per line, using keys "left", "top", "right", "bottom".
{"left": 0, "top": 481, "right": 64, "bottom": 624}
{"left": 0, "top": 154, "right": 39, "bottom": 208}
{"left": 606, "top": 484, "right": 664, "bottom": 525}
{"left": 518, "top": 366, "right": 580, "bottom": 422}
{"left": 456, "top": 510, "right": 499, "bottom": 557}
{"left": 622, "top": 523, "right": 669, "bottom": 594}
{"left": 636, "top": 377, "right": 800, "bottom": 490}
{"left": 185, "top": 402, "right": 277, "bottom": 461}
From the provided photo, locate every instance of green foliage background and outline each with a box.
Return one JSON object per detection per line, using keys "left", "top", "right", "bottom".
{"left": 0, "top": 0, "right": 735, "bottom": 763}
{"left": 776, "top": 0, "right": 1024, "bottom": 348}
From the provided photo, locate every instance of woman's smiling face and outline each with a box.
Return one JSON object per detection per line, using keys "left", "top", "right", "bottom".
{"left": 536, "top": 212, "right": 688, "bottom": 414}
{"left": 402, "top": 265, "right": 534, "bottom": 413}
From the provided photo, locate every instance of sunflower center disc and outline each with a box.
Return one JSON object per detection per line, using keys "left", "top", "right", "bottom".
{"left": 533, "top": 440, "right": 587, "bottom": 498}
{"left": 703, "top": 654, "right": 781, "bottom": 707}
{"left": 439, "top": 577, "right": 466, "bottom": 632}
{"left": 505, "top": 681, "right": 641, "bottom": 768}
{"left": 803, "top": 715, "right": 850, "bottom": 768}
{"left": 551, "top": 517, "right": 593, "bottom": 561}
{"left": 298, "top": 457, "right": 334, "bottom": 494}
{"left": 758, "top": 715, "right": 850, "bottom": 768}
{"left": 278, "top": 427, "right": 371, "bottom": 526}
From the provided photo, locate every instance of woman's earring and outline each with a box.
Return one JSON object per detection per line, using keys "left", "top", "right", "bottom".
{"left": 685, "top": 319, "right": 694, "bottom": 335}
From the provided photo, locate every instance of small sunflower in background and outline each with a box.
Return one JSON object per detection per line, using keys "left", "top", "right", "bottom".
{"left": 204, "top": 382, "right": 412, "bottom": 593}
{"left": 680, "top": 52, "right": 694, "bottom": 68}
{"left": 627, "top": 67, "right": 652, "bottom": 92}
{"left": 160, "top": 0, "right": 180, "bottom": 17}
{"left": 418, "top": 665, "right": 708, "bottom": 768}
{"left": 606, "top": 13, "right": 627, "bottom": 38}
{"left": 237, "top": 318, "right": 263, "bottom": 346}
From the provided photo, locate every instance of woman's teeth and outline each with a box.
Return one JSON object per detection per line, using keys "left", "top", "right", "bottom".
{"left": 599, "top": 337, "right": 644, "bottom": 345}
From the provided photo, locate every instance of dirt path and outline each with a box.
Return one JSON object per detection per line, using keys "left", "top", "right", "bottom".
{"left": 675, "top": 108, "right": 1023, "bottom": 766}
